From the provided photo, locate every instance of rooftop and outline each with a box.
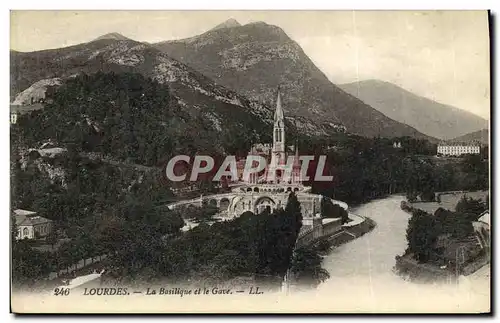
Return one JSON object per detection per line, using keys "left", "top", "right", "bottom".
{"left": 13, "top": 209, "right": 52, "bottom": 226}
{"left": 438, "top": 142, "right": 482, "bottom": 147}
{"left": 477, "top": 210, "right": 490, "bottom": 225}
{"left": 13, "top": 209, "right": 37, "bottom": 216}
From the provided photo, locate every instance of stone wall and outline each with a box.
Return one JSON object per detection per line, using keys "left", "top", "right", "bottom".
{"left": 296, "top": 217, "right": 343, "bottom": 248}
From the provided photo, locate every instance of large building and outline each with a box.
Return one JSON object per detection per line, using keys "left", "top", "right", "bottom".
{"left": 437, "top": 142, "right": 481, "bottom": 156}
{"left": 168, "top": 89, "right": 348, "bottom": 222}
{"left": 236, "top": 89, "right": 302, "bottom": 186}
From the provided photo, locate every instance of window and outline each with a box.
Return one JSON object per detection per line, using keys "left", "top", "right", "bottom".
{"left": 22, "top": 227, "right": 29, "bottom": 237}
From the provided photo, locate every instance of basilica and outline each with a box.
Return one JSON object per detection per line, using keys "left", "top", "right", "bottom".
{"left": 235, "top": 89, "right": 303, "bottom": 187}
{"left": 168, "top": 89, "right": 348, "bottom": 222}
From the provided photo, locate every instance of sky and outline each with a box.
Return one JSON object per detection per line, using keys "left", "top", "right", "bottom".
{"left": 10, "top": 10, "right": 490, "bottom": 119}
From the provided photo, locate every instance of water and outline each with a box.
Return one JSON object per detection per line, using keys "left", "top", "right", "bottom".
{"left": 308, "top": 195, "right": 490, "bottom": 313}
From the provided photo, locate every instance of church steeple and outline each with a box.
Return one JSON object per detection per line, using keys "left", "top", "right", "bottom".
{"left": 274, "top": 87, "right": 284, "bottom": 122}
{"left": 272, "top": 87, "right": 285, "bottom": 158}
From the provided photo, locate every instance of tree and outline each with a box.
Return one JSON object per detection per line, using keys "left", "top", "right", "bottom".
{"left": 58, "top": 241, "right": 76, "bottom": 274}
{"left": 320, "top": 196, "right": 334, "bottom": 218}
{"left": 321, "top": 197, "right": 349, "bottom": 223}
{"left": 405, "top": 210, "right": 440, "bottom": 262}
{"left": 406, "top": 191, "right": 418, "bottom": 203}
{"left": 284, "top": 192, "right": 303, "bottom": 236}
{"left": 12, "top": 240, "right": 54, "bottom": 286}
{"left": 46, "top": 226, "right": 59, "bottom": 248}
{"left": 11, "top": 212, "right": 18, "bottom": 245}
{"left": 290, "top": 246, "right": 330, "bottom": 287}
{"left": 455, "top": 196, "right": 487, "bottom": 218}
{"left": 420, "top": 190, "right": 436, "bottom": 202}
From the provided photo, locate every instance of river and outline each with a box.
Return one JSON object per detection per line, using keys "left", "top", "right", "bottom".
{"left": 306, "top": 195, "right": 490, "bottom": 313}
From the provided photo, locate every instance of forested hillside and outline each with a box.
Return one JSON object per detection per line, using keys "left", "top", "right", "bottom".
{"left": 13, "top": 72, "right": 273, "bottom": 165}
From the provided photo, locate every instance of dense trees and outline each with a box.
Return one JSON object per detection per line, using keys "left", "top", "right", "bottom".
{"left": 13, "top": 72, "right": 270, "bottom": 166}
{"left": 12, "top": 160, "right": 305, "bottom": 287}
{"left": 404, "top": 196, "right": 486, "bottom": 264}
{"left": 10, "top": 148, "right": 185, "bottom": 286}
{"left": 296, "top": 134, "right": 488, "bottom": 205}
{"left": 105, "top": 192, "right": 303, "bottom": 285}
{"left": 290, "top": 246, "right": 330, "bottom": 287}
{"left": 405, "top": 210, "right": 440, "bottom": 262}
{"left": 11, "top": 240, "right": 53, "bottom": 286}
{"left": 455, "top": 196, "right": 488, "bottom": 218}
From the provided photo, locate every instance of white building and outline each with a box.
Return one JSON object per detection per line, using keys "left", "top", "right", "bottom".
{"left": 13, "top": 209, "right": 53, "bottom": 240}
{"left": 437, "top": 143, "right": 481, "bottom": 156}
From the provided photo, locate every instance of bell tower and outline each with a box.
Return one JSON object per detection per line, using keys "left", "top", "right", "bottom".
{"left": 272, "top": 87, "right": 286, "bottom": 164}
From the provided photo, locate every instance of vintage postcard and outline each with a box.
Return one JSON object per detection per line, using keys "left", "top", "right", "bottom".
{"left": 10, "top": 10, "right": 490, "bottom": 313}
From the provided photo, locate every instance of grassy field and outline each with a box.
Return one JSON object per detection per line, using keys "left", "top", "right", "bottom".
{"left": 411, "top": 190, "right": 489, "bottom": 215}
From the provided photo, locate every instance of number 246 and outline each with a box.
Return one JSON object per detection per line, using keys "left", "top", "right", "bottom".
{"left": 53, "top": 287, "right": 70, "bottom": 296}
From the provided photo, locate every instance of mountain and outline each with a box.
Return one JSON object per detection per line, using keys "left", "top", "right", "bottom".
{"left": 449, "top": 129, "right": 489, "bottom": 145}
{"left": 153, "top": 20, "right": 434, "bottom": 140}
{"left": 10, "top": 34, "right": 347, "bottom": 159}
{"left": 339, "top": 80, "right": 488, "bottom": 140}
{"left": 94, "top": 32, "right": 131, "bottom": 42}
{"left": 210, "top": 18, "right": 241, "bottom": 31}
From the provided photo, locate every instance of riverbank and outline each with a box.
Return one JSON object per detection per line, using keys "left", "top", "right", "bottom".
{"left": 394, "top": 250, "right": 490, "bottom": 285}
{"left": 312, "top": 216, "right": 376, "bottom": 251}
{"left": 397, "top": 192, "right": 490, "bottom": 282}
{"left": 313, "top": 196, "right": 489, "bottom": 313}
{"left": 409, "top": 190, "right": 488, "bottom": 214}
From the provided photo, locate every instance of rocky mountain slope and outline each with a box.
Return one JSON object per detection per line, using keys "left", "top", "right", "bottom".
{"left": 10, "top": 34, "right": 341, "bottom": 140}
{"left": 339, "top": 80, "right": 488, "bottom": 140}
{"left": 12, "top": 78, "right": 62, "bottom": 105}
{"left": 449, "top": 129, "right": 489, "bottom": 145}
{"left": 153, "top": 20, "right": 434, "bottom": 140}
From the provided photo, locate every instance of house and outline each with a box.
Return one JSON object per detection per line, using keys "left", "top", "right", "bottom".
{"left": 13, "top": 209, "right": 53, "bottom": 240}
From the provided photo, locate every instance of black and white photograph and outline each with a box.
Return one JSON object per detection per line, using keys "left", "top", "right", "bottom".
{"left": 9, "top": 10, "right": 491, "bottom": 313}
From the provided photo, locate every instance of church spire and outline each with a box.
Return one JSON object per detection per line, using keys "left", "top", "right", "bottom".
{"left": 274, "top": 86, "right": 284, "bottom": 122}
{"left": 272, "top": 86, "right": 286, "bottom": 164}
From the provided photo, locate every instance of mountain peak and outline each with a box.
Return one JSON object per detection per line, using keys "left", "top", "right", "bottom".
{"left": 210, "top": 19, "right": 241, "bottom": 31}
{"left": 339, "top": 79, "right": 488, "bottom": 140}
{"left": 93, "top": 32, "right": 130, "bottom": 42}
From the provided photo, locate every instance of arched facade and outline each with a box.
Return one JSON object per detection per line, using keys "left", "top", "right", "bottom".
{"left": 166, "top": 183, "right": 349, "bottom": 220}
